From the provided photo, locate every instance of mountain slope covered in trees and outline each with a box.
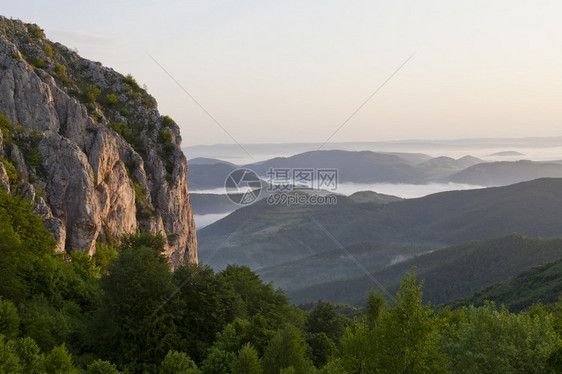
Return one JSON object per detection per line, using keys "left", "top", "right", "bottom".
{"left": 0, "top": 187, "right": 560, "bottom": 373}
{"left": 448, "top": 257, "right": 562, "bottom": 312}
{"left": 199, "top": 178, "right": 562, "bottom": 270}
{"left": 287, "top": 234, "right": 562, "bottom": 306}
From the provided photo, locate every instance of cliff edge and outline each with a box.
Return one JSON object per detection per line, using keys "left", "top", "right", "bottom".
{"left": 0, "top": 17, "right": 197, "bottom": 266}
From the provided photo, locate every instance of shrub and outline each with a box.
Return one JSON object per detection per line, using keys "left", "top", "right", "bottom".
{"left": 0, "top": 113, "right": 13, "bottom": 141}
{"left": 43, "top": 45, "right": 53, "bottom": 58}
{"left": 32, "top": 58, "right": 46, "bottom": 68}
{"left": 2, "top": 160, "right": 18, "bottom": 185}
{"left": 158, "top": 130, "right": 172, "bottom": 145}
{"left": 105, "top": 93, "right": 119, "bottom": 106}
{"left": 110, "top": 122, "right": 145, "bottom": 157}
{"left": 162, "top": 116, "right": 174, "bottom": 128}
{"left": 25, "top": 147, "right": 42, "bottom": 169}
{"left": 158, "top": 130, "right": 175, "bottom": 173}
{"left": 85, "top": 85, "right": 101, "bottom": 104}
{"left": 122, "top": 74, "right": 140, "bottom": 91}
{"left": 27, "top": 24, "right": 46, "bottom": 39}
{"left": 54, "top": 64, "right": 72, "bottom": 87}
{"left": 133, "top": 182, "right": 144, "bottom": 204}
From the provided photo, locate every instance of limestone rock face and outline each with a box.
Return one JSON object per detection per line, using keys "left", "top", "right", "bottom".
{"left": 0, "top": 17, "right": 197, "bottom": 267}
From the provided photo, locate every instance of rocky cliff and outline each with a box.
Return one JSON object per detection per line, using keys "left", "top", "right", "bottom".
{"left": 0, "top": 16, "right": 197, "bottom": 267}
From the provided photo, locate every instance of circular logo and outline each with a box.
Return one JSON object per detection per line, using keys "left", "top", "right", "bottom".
{"left": 225, "top": 168, "right": 262, "bottom": 205}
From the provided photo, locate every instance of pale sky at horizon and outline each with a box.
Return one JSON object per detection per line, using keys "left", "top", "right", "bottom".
{"left": 3, "top": 1, "right": 562, "bottom": 146}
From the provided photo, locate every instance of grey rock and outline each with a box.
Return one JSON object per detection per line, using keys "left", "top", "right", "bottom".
{"left": 0, "top": 16, "right": 197, "bottom": 266}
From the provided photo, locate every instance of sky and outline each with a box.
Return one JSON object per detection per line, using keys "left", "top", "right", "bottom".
{"left": 3, "top": 1, "right": 562, "bottom": 146}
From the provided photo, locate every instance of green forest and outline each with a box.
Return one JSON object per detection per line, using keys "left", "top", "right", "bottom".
{"left": 0, "top": 186, "right": 561, "bottom": 373}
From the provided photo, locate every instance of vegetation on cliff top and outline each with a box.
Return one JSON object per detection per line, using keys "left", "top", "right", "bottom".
{"left": 0, "top": 17, "right": 179, "bottom": 181}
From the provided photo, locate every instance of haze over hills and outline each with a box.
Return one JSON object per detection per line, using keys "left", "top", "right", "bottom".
{"left": 191, "top": 152, "right": 562, "bottom": 306}
{"left": 187, "top": 159, "right": 238, "bottom": 190}
{"left": 257, "top": 242, "right": 433, "bottom": 291}
{"left": 187, "top": 149, "right": 562, "bottom": 198}
{"left": 418, "top": 155, "right": 483, "bottom": 181}
{"left": 245, "top": 150, "right": 429, "bottom": 184}
{"left": 287, "top": 234, "right": 562, "bottom": 306}
{"left": 183, "top": 137, "right": 562, "bottom": 165}
{"left": 189, "top": 150, "right": 484, "bottom": 188}
{"left": 449, "top": 160, "right": 562, "bottom": 186}
{"left": 198, "top": 178, "right": 562, "bottom": 273}
{"left": 190, "top": 193, "right": 240, "bottom": 215}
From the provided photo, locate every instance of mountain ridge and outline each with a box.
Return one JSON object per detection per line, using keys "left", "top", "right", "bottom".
{"left": 199, "top": 178, "right": 562, "bottom": 270}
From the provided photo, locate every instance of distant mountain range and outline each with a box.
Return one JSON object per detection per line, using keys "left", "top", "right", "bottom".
{"left": 183, "top": 137, "right": 562, "bottom": 163}
{"left": 449, "top": 160, "right": 562, "bottom": 186}
{"left": 187, "top": 150, "right": 562, "bottom": 195}
{"left": 245, "top": 150, "right": 432, "bottom": 184}
{"left": 198, "top": 178, "right": 562, "bottom": 272}
{"left": 192, "top": 152, "right": 562, "bottom": 308}
{"left": 187, "top": 159, "right": 238, "bottom": 190}
{"left": 489, "top": 151, "right": 525, "bottom": 157}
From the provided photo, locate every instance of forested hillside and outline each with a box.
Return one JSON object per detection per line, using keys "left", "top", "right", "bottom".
{"left": 0, "top": 186, "right": 561, "bottom": 373}
{"left": 449, "top": 258, "right": 562, "bottom": 312}
{"left": 199, "top": 178, "right": 562, "bottom": 271}
{"left": 288, "top": 234, "right": 562, "bottom": 306}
